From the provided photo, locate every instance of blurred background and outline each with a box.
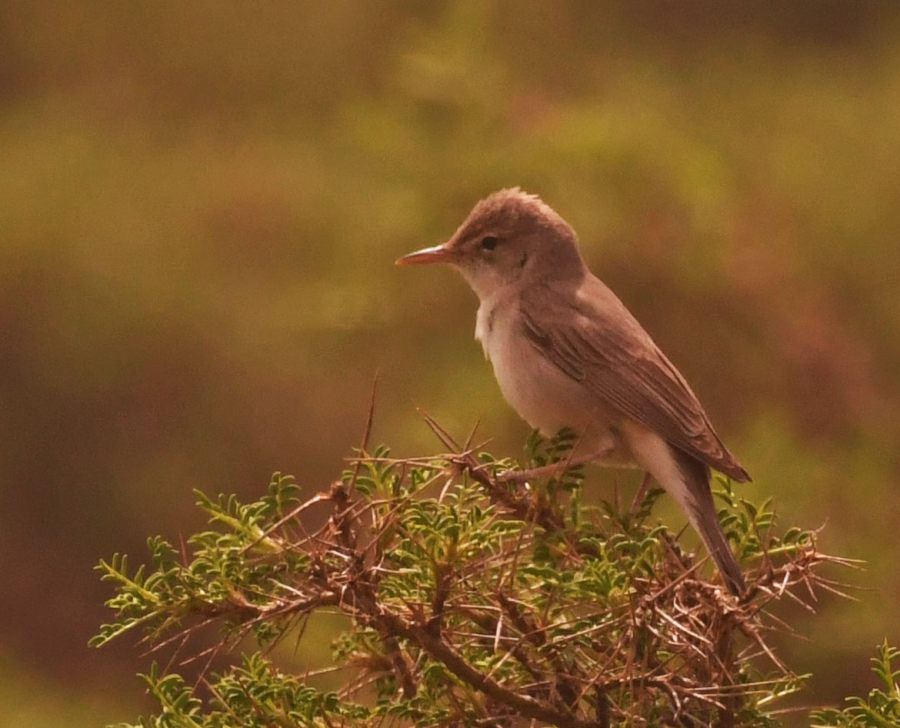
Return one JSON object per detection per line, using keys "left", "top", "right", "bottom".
{"left": 1, "top": 1, "right": 899, "bottom": 725}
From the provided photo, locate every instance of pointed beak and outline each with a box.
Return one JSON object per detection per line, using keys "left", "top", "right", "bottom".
{"left": 395, "top": 244, "right": 455, "bottom": 266}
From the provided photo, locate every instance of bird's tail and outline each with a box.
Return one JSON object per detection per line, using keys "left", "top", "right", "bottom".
{"left": 668, "top": 447, "right": 745, "bottom": 595}
{"left": 621, "top": 424, "right": 745, "bottom": 595}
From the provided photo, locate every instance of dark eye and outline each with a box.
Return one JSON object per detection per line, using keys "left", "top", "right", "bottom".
{"left": 480, "top": 235, "right": 499, "bottom": 251}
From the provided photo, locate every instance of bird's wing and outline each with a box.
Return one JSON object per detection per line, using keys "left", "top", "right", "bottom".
{"left": 519, "top": 278, "right": 750, "bottom": 482}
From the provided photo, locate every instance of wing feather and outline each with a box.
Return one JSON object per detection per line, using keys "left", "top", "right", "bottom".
{"left": 520, "top": 279, "right": 750, "bottom": 482}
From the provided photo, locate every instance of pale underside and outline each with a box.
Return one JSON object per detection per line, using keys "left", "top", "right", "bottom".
{"left": 475, "top": 274, "right": 749, "bottom": 483}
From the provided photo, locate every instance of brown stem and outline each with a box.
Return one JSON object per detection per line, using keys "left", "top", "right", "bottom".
{"left": 379, "top": 609, "right": 600, "bottom": 728}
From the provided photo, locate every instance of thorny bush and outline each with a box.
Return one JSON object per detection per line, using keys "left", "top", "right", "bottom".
{"left": 93, "top": 420, "right": 863, "bottom": 727}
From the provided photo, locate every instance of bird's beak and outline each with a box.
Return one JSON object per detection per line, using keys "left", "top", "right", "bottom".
{"left": 395, "top": 244, "right": 455, "bottom": 266}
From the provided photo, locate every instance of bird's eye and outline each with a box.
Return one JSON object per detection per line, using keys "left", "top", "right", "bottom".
{"left": 480, "top": 235, "right": 499, "bottom": 251}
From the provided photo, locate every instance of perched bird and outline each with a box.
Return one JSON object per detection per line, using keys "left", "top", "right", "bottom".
{"left": 396, "top": 188, "right": 750, "bottom": 595}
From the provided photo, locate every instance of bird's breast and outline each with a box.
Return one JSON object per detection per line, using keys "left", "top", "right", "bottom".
{"left": 476, "top": 299, "right": 620, "bottom": 446}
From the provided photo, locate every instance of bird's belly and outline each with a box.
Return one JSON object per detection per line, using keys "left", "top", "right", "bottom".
{"left": 484, "top": 318, "right": 623, "bottom": 456}
{"left": 493, "top": 344, "right": 581, "bottom": 433}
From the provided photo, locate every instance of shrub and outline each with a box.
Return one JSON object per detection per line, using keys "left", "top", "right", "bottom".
{"left": 93, "top": 421, "right": 856, "bottom": 726}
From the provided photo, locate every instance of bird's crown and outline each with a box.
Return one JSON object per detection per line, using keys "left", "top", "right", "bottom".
{"left": 471, "top": 187, "right": 557, "bottom": 224}
{"left": 455, "top": 187, "right": 574, "bottom": 244}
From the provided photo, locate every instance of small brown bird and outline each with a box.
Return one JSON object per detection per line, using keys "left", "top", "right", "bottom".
{"left": 396, "top": 188, "right": 750, "bottom": 594}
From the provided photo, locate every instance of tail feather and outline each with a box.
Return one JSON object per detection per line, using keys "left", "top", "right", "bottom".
{"left": 670, "top": 449, "right": 745, "bottom": 595}
{"left": 621, "top": 422, "right": 745, "bottom": 595}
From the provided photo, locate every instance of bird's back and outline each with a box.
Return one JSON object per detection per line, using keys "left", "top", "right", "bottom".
{"left": 520, "top": 273, "right": 750, "bottom": 482}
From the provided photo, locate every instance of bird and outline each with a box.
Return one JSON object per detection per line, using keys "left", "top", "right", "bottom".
{"left": 395, "top": 188, "right": 750, "bottom": 595}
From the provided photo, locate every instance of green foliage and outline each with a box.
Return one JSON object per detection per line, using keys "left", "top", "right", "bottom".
{"left": 95, "top": 434, "right": 850, "bottom": 726}
{"left": 810, "top": 641, "right": 900, "bottom": 727}
{"left": 116, "top": 657, "right": 370, "bottom": 728}
{"left": 92, "top": 474, "right": 310, "bottom": 652}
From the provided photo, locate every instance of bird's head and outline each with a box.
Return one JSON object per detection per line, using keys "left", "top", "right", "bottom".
{"left": 396, "top": 188, "right": 586, "bottom": 300}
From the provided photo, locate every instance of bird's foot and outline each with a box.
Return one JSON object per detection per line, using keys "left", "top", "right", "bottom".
{"left": 496, "top": 454, "right": 594, "bottom": 484}
{"left": 628, "top": 472, "right": 654, "bottom": 515}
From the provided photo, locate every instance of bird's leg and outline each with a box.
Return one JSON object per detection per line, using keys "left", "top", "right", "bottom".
{"left": 629, "top": 471, "right": 654, "bottom": 514}
{"left": 496, "top": 455, "right": 591, "bottom": 484}
{"left": 497, "top": 441, "right": 616, "bottom": 484}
